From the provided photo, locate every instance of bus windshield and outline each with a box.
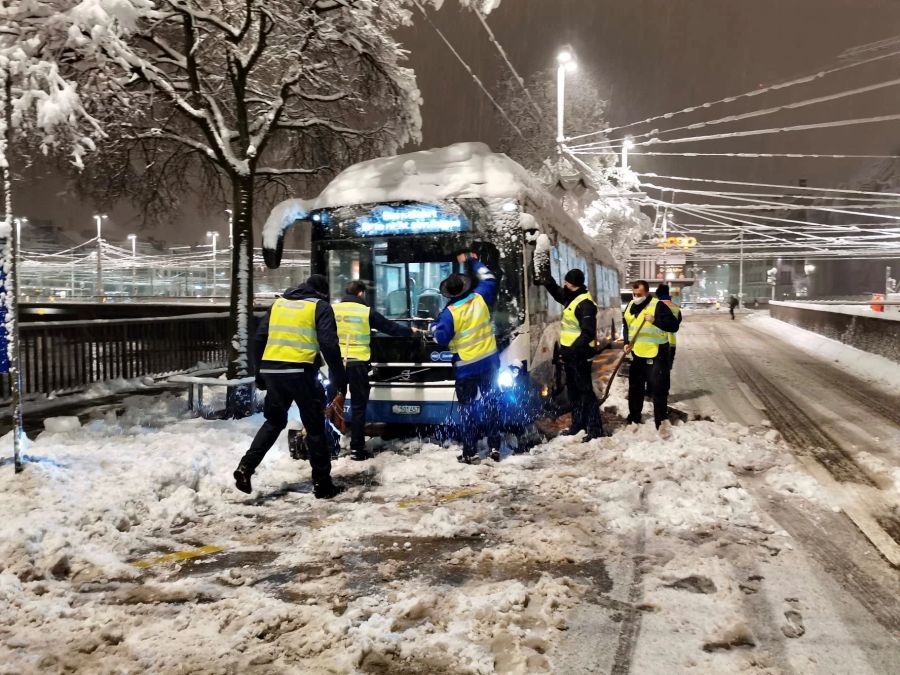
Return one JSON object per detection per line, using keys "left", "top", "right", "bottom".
{"left": 325, "top": 240, "right": 456, "bottom": 321}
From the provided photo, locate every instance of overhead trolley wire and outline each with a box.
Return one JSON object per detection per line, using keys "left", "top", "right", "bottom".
{"left": 411, "top": 0, "right": 536, "bottom": 151}
{"left": 569, "top": 76, "right": 900, "bottom": 152}
{"left": 567, "top": 44, "right": 900, "bottom": 143}
{"left": 471, "top": 7, "right": 545, "bottom": 125}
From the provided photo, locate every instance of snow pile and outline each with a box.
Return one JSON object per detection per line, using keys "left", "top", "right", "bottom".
{"left": 532, "top": 232, "right": 551, "bottom": 282}
{"left": 750, "top": 313, "right": 900, "bottom": 395}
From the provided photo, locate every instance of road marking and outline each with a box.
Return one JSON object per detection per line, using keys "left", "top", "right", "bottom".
{"left": 399, "top": 485, "right": 488, "bottom": 508}
{"left": 737, "top": 381, "right": 766, "bottom": 410}
{"left": 795, "top": 456, "right": 900, "bottom": 568}
{"left": 132, "top": 545, "right": 224, "bottom": 569}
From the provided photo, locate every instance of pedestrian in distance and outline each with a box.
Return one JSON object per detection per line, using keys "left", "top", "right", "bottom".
{"left": 535, "top": 267, "right": 604, "bottom": 441}
{"left": 334, "top": 280, "right": 420, "bottom": 461}
{"left": 234, "top": 274, "right": 348, "bottom": 499}
{"left": 432, "top": 251, "right": 502, "bottom": 464}
{"left": 655, "top": 283, "right": 683, "bottom": 371}
{"left": 623, "top": 280, "right": 681, "bottom": 429}
{"left": 729, "top": 295, "right": 739, "bottom": 320}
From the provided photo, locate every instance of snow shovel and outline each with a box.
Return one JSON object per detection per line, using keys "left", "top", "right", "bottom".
{"left": 325, "top": 333, "right": 352, "bottom": 435}
{"left": 598, "top": 317, "right": 646, "bottom": 405}
{"left": 325, "top": 392, "right": 347, "bottom": 435}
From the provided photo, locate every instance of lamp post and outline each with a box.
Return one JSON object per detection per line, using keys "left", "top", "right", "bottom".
{"left": 621, "top": 137, "right": 635, "bottom": 172}
{"left": 207, "top": 231, "right": 219, "bottom": 296}
{"left": 556, "top": 47, "right": 576, "bottom": 148}
{"left": 127, "top": 234, "right": 137, "bottom": 295}
{"left": 94, "top": 214, "right": 107, "bottom": 298}
{"left": 225, "top": 209, "right": 233, "bottom": 249}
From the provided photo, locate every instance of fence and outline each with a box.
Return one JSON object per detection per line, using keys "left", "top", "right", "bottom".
{"left": 769, "top": 301, "right": 900, "bottom": 364}
{"left": 0, "top": 313, "right": 230, "bottom": 401}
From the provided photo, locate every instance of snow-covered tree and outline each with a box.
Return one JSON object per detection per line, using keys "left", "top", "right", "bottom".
{"left": 494, "top": 65, "right": 649, "bottom": 270}
{"left": 71, "top": 0, "right": 423, "bottom": 416}
{"left": 1, "top": 0, "right": 147, "bottom": 470}
{"left": 579, "top": 196, "right": 652, "bottom": 274}
{"left": 493, "top": 65, "right": 616, "bottom": 176}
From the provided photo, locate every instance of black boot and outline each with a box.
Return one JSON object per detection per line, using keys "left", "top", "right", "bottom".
{"left": 457, "top": 452, "right": 480, "bottom": 465}
{"left": 313, "top": 481, "right": 346, "bottom": 499}
{"left": 233, "top": 463, "right": 253, "bottom": 494}
{"left": 489, "top": 447, "right": 501, "bottom": 462}
{"left": 350, "top": 448, "right": 373, "bottom": 462}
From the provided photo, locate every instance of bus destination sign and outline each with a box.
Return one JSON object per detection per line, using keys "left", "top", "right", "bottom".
{"left": 356, "top": 205, "right": 467, "bottom": 237}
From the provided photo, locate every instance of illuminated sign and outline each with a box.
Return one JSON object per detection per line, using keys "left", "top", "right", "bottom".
{"left": 656, "top": 236, "right": 697, "bottom": 249}
{"left": 356, "top": 205, "right": 467, "bottom": 237}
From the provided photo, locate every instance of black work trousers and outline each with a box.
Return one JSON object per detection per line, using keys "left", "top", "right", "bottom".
{"left": 455, "top": 368, "right": 502, "bottom": 456}
{"left": 628, "top": 346, "right": 671, "bottom": 428}
{"left": 241, "top": 370, "right": 331, "bottom": 485}
{"left": 564, "top": 356, "right": 603, "bottom": 437}
{"left": 346, "top": 362, "right": 371, "bottom": 452}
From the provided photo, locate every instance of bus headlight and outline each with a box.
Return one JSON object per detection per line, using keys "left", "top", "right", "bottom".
{"left": 497, "top": 366, "right": 519, "bottom": 390}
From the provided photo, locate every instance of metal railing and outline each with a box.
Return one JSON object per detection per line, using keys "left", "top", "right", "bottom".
{"left": 0, "top": 313, "right": 230, "bottom": 400}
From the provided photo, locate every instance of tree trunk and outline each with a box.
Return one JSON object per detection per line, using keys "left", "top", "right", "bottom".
{"left": 225, "top": 174, "right": 255, "bottom": 418}
{"left": 0, "top": 70, "right": 24, "bottom": 472}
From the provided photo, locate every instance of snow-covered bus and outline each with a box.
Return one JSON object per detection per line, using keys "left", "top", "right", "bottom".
{"left": 262, "top": 143, "right": 620, "bottom": 432}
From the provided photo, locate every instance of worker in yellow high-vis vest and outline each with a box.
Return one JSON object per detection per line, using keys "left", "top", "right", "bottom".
{"left": 432, "top": 252, "right": 501, "bottom": 464}
{"left": 538, "top": 268, "right": 604, "bottom": 441}
{"left": 234, "top": 274, "right": 347, "bottom": 499}
{"left": 655, "top": 283, "right": 683, "bottom": 370}
{"left": 335, "top": 280, "right": 417, "bottom": 461}
{"left": 623, "top": 280, "right": 681, "bottom": 429}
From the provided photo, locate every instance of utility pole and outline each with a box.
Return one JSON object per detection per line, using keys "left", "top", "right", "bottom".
{"left": 621, "top": 137, "right": 634, "bottom": 173}
{"left": 94, "top": 214, "right": 107, "bottom": 298}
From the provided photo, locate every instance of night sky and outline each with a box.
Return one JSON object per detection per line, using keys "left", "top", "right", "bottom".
{"left": 18, "top": 0, "right": 900, "bottom": 245}
{"left": 399, "top": 1, "right": 900, "bottom": 189}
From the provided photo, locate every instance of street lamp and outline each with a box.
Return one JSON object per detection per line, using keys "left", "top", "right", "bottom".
{"left": 556, "top": 47, "right": 577, "bottom": 144}
{"left": 207, "top": 231, "right": 219, "bottom": 296}
{"left": 127, "top": 234, "right": 137, "bottom": 296}
{"left": 94, "top": 214, "right": 107, "bottom": 298}
{"left": 225, "top": 209, "right": 233, "bottom": 249}
{"left": 621, "top": 137, "right": 635, "bottom": 172}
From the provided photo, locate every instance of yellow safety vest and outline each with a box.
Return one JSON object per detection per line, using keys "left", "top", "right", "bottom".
{"left": 262, "top": 297, "right": 320, "bottom": 364}
{"left": 624, "top": 298, "right": 669, "bottom": 359}
{"left": 448, "top": 293, "right": 497, "bottom": 367}
{"left": 334, "top": 301, "right": 372, "bottom": 362}
{"left": 560, "top": 292, "right": 597, "bottom": 348}
{"left": 663, "top": 300, "right": 681, "bottom": 346}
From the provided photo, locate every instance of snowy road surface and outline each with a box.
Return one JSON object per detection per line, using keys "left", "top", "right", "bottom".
{"left": 1, "top": 313, "right": 899, "bottom": 673}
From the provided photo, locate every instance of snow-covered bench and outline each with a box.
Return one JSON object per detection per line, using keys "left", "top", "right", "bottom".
{"left": 166, "top": 368, "right": 257, "bottom": 414}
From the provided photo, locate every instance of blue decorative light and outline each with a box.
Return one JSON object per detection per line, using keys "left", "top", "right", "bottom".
{"left": 356, "top": 205, "right": 466, "bottom": 237}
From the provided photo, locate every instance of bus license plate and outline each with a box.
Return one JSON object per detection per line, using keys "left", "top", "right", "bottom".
{"left": 392, "top": 404, "right": 421, "bottom": 415}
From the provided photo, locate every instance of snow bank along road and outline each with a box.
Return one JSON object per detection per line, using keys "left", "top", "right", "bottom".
{"left": 1, "top": 319, "right": 899, "bottom": 673}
